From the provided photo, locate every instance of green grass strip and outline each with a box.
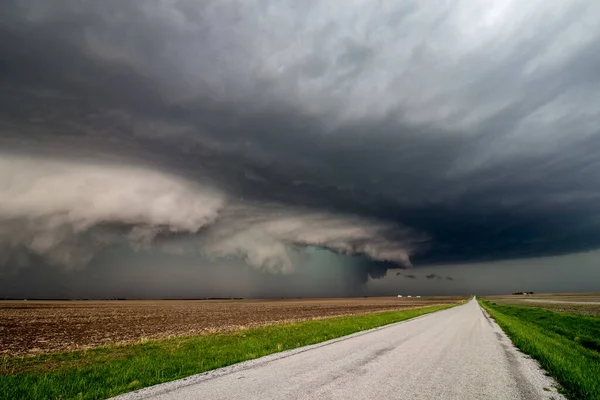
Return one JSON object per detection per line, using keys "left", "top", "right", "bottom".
{"left": 480, "top": 300, "right": 600, "bottom": 400}
{"left": 1, "top": 304, "right": 454, "bottom": 400}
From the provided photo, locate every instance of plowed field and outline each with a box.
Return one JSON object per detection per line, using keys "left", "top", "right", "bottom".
{"left": 1, "top": 297, "right": 461, "bottom": 356}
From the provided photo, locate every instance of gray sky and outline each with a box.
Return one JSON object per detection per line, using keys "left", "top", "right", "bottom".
{"left": 1, "top": 0, "right": 600, "bottom": 297}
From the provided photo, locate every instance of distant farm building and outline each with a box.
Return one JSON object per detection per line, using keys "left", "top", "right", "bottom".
{"left": 397, "top": 295, "right": 403, "bottom": 298}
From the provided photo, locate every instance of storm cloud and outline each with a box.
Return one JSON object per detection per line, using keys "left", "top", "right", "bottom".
{"left": 1, "top": 0, "right": 600, "bottom": 296}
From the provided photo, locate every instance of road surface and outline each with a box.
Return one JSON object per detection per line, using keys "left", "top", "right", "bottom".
{"left": 114, "top": 298, "right": 563, "bottom": 400}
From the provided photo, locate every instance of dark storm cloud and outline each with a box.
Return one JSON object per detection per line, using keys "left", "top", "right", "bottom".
{"left": 1, "top": 0, "right": 600, "bottom": 290}
{"left": 424, "top": 273, "right": 454, "bottom": 281}
{"left": 396, "top": 272, "right": 417, "bottom": 280}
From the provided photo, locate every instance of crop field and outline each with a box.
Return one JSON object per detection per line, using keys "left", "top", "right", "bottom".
{"left": 485, "top": 293, "right": 600, "bottom": 315}
{"left": 1, "top": 302, "right": 460, "bottom": 400}
{"left": 0, "top": 297, "right": 461, "bottom": 356}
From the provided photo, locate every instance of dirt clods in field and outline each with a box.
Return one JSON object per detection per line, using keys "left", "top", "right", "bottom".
{"left": 0, "top": 297, "right": 460, "bottom": 356}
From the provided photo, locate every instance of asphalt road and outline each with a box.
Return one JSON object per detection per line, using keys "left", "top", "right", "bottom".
{"left": 114, "top": 298, "right": 564, "bottom": 400}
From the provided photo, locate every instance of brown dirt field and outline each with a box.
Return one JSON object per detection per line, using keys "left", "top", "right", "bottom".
{"left": 0, "top": 297, "right": 462, "bottom": 357}
{"left": 484, "top": 293, "right": 600, "bottom": 316}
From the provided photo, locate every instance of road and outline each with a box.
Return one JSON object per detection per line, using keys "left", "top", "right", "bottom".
{"left": 114, "top": 298, "right": 563, "bottom": 400}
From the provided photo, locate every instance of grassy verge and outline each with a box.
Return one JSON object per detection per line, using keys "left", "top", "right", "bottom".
{"left": 479, "top": 300, "right": 600, "bottom": 400}
{"left": 1, "top": 304, "right": 454, "bottom": 400}
{"left": 486, "top": 297, "right": 600, "bottom": 316}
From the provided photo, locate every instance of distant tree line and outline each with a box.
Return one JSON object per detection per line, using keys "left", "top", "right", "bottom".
{"left": 512, "top": 292, "right": 535, "bottom": 295}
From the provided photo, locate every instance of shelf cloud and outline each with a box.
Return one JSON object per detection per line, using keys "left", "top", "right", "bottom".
{"left": 1, "top": 0, "right": 600, "bottom": 295}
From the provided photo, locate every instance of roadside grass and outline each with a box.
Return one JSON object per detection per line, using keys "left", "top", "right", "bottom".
{"left": 480, "top": 300, "right": 600, "bottom": 400}
{"left": 1, "top": 304, "right": 454, "bottom": 400}
{"left": 486, "top": 295, "right": 600, "bottom": 317}
{"left": 493, "top": 300, "right": 600, "bottom": 317}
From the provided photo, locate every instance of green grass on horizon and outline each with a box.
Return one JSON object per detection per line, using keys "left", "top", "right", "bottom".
{"left": 479, "top": 300, "right": 600, "bottom": 400}
{"left": 1, "top": 304, "right": 455, "bottom": 400}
